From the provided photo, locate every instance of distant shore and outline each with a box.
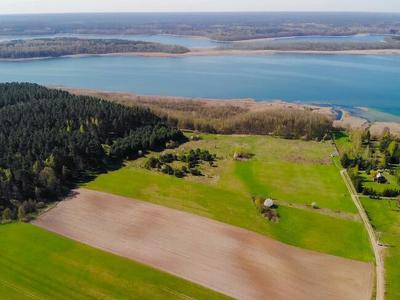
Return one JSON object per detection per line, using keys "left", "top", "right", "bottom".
{"left": 2, "top": 48, "right": 400, "bottom": 62}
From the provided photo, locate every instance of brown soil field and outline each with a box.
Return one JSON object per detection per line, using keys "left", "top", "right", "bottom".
{"left": 33, "top": 189, "right": 373, "bottom": 300}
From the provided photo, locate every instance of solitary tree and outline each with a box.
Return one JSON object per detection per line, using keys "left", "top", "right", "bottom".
{"left": 18, "top": 205, "right": 26, "bottom": 221}
{"left": 2, "top": 208, "right": 11, "bottom": 222}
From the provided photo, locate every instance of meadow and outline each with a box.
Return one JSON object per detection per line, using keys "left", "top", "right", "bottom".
{"left": 361, "top": 172, "right": 400, "bottom": 193}
{"left": 86, "top": 134, "right": 372, "bottom": 261}
{"left": 360, "top": 197, "right": 400, "bottom": 300}
{"left": 0, "top": 223, "right": 229, "bottom": 300}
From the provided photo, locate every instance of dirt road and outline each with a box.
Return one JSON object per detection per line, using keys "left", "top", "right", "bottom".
{"left": 33, "top": 189, "right": 373, "bottom": 300}
{"left": 340, "top": 170, "right": 385, "bottom": 300}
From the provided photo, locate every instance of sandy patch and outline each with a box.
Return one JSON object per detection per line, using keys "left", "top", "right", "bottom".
{"left": 333, "top": 111, "right": 370, "bottom": 130}
{"left": 33, "top": 189, "right": 373, "bottom": 300}
{"left": 369, "top": 122, "right": 400, "bottom": 138}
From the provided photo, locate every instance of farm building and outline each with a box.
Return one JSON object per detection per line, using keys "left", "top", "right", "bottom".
{"left": 264, "top": 199, "right": 274, "bottom": 208}
{"left": 374, "top": 172, "right": 386, "bottom": 184}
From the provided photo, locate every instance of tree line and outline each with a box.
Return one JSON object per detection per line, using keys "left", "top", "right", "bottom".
{"left": 0, "top": 38, "right": 190, "bottom": 59}
{"left": 0, "top": 83, "right": 185, "bottom": 221}
{"left": 82, "top": 92, "right": 333, "bottom": 141}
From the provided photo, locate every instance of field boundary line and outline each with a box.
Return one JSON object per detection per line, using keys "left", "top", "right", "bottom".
{"left": 340, "top": 169, "right": 385, "bottom": 300}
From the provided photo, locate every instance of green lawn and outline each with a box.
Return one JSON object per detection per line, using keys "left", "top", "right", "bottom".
{"left": 86, "top": 134, "right": 372, "bottom": 261}
{"left": 360, "top": 197, "right": 400, "bottom": 300}
{"left": 0, "top": 223, "right": 229, "bottom": 300}
{"left": 360, "top": 172, "right": 400, "bottom": 193}
{"left": 333, "top": 131, "right": 352, "bottom": 155}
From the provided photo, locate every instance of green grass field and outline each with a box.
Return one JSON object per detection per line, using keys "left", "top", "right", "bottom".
{"left": 0, "top": 223, "right": 229, "bottom": 300}
{"left": 360, "top": 171, "right": 400, "bottom": 193}
{"left": 360, "top": 197, "right": 400, "bottom": 300}
{"left": 86, "top": 134, "right": 372, "bottom": 261}
{"left": 333, "top": 131, "right": 352, "bottom": 155}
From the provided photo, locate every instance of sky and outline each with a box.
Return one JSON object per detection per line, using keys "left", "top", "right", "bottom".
{"left": 0, "top": 0, "right": 399, "bottom": 14}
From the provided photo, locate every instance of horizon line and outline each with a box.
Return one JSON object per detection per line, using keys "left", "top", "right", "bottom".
{"left": 0, "top": 10, "right": 400, "bottom": 16}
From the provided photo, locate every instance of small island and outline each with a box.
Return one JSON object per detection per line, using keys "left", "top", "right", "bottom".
{"left": 0, "top": 37, "right": 190, "bottom": 59}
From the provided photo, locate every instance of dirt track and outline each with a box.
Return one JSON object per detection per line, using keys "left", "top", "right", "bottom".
{"left": 341, "top": 170, "right": 385, "bottom": 300}
{"left": 33, "top": 189, "right": 373, "bottom": 300}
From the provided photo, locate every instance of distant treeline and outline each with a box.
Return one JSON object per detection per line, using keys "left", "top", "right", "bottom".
{"left": 0, "top": 83, "right": 184, "bottom": 221}
{"left": 229, "top": 37, "right": 400, "bottom": 51}
{"left": 0, "top": 38, "right": 189, "bottom": 59}
{"left": 0, "top": 13, "right": 399, "bottom": 41}
{"left": 71, "top": 91, "right": 333, "bottom": 140}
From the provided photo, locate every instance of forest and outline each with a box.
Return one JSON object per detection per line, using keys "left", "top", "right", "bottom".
{"left": 0, "top": 13, "right": 399, "bottom": 41}
{"left": 228, "top": 37, "right": 400, "bottom": 51}
{"left": 0, "top": 38, "right": 189, "bottom": 59}
{"left": 72, "top": 90, "right": 333, "bottom": 140}
{"left": 0, "top": 83, "right": 185, "bottom": 221}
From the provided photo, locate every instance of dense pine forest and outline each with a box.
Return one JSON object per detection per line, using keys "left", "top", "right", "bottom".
{"left": 0, "top": 83, "right": 184, "bottom": 221}
{"left": 0, "top": 38, "right": 189, "bottom": 59}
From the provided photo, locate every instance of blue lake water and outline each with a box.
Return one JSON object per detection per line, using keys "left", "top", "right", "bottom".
{"left": 0, "top": 34, "right": 221, "bottom": 48}
{"left": 0, "top": 54, "right": 399, "bottom": 115}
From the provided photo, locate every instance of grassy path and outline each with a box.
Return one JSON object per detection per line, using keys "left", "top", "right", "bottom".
{"left": 340, "top": 169, "right": 384, "bottom": 300}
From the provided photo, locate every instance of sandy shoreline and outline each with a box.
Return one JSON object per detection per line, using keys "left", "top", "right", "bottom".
{"left": 2, "top": 47, "right": 400, "bottom": 62}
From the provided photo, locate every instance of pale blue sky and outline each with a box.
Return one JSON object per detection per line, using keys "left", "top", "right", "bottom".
{"left": 0, "top": 0, "right": 399, "bottom": 14}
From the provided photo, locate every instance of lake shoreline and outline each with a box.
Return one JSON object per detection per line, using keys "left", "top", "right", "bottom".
{"left": 2, "top": 48, "right": 400, "bottom": 62}
{"left": 56, "top": 86, "right": 400, "bottom": 138}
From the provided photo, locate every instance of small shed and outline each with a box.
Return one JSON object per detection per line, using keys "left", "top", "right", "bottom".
{"left": 264, "top": 198, "right": 274, "bottom": 208}
{"left": 374, "top": 172, "right": 386, "bottom": 184}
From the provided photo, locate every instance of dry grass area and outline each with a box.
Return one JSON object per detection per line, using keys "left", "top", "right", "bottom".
{"left": 34, "top": 189, "right": 373, "bottom": 300}
{"left": 62, "top": 87, "right": 333, "bottom": 116}
{"left": 369, "top": 122, "right": 400, "bottom": 138}
{"left": 333, "top": 111, "right": 400, "bottom": 138}
{"left": 333, "top": 111, "right": 369, "bottom": 130}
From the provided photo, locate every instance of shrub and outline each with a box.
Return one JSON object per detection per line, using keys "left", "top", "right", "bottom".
{"left": 262, "top": 208, "right": 279, "bottom": 223}
{"left": 253, "top": 196, "right": 264, "bottom": 212}
{"left": 2, "top": 208, "right": 12, "bottom": 222}
{"left": 166, "top": 140, "right": 179, "bottom": 149}
{"left": 190, "top": 168, "right": 202, "bottom": 176}
{"left": 17, "top": 205, "right": 26, "bottom": 221}
{"left": 161, "top": 164, "right": 174, "bottom": 175}
{"left": 159, "top": 153, "right": 176, "bottom": 164}
{"left": 145, "top": 157, "right": 161, "bottom": 169}
{"left": 174, "top": 169, "right": 185, "bottom": 178}
{"left": 382, "top": 189, "right": 400, "bottom": 197}
{"left": 363, "top": 187, "right": 378, "bottom": 197}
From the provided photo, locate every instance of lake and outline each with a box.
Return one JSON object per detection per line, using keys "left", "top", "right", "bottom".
{"left": 0, "top": 54, "right": 399, "bottom": 116}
